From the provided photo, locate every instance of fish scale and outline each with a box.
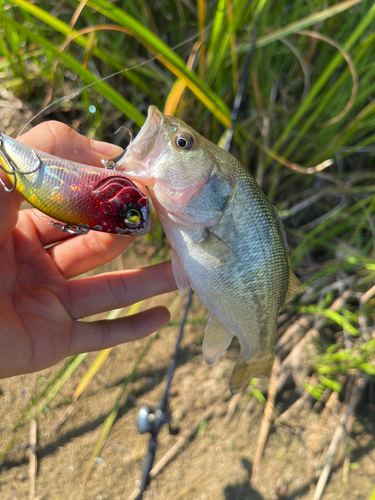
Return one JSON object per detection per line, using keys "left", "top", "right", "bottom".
{"left": 117, "top": 105, "right": 303, "bottom": 393}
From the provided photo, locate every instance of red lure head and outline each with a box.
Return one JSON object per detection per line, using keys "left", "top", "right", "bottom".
{"left": 92, "top": 175, "right": 150, "bottom": 235}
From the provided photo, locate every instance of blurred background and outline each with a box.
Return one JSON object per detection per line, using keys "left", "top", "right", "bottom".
{"left": 0, "top": 0, "right": 374, "bottom": 499}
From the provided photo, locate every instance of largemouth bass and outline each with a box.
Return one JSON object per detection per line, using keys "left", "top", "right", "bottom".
{"left": 116, "top": 106, "right": 303, "bottom": 392}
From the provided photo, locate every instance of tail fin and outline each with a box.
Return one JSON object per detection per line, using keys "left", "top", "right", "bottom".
{"left": 229, "top": 350, "right": 275, "bottom": 394}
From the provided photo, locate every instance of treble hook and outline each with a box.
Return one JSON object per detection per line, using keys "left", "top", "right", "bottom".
{"left": 101, "top": 125, "right": 133, "bottom": 170}
{"left": 0, "top": 131, "right": 42, "bottom": 193}
{"left": 50, "top": 222, "right": 89, "bottom": 235}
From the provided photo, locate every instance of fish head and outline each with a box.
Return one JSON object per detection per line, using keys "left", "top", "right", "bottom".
{"left": 117, "top": 106, "right": 234, "bottom": 227}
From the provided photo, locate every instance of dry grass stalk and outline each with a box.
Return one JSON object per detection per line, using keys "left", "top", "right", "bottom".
{"left": 29, "top": 419, "right": 37, "bottom": 500}
{"left": 52, "top": 402, "right": 76, "bottom": 432}
{"left": 275, "top": 370, "right": 291, "bottom": 396}
{"left": 251, "top": 356, "right": 280, "bottom": 482}
{"left": 278, "top": 296, "right": 345, "bottom": 375}
{"left": 149, "top": 405, "right": 215, "bottom": 479}
{"left": 360, "top": 284, "right": 375, "bottom": 304}
{"left": 275, "top": 374, "right": 317, "bottom": 426}
{"left": 224, "top": 392, "right": 242, "bottom": 425}
{"left": 310, "top": 391, "right": 340, "bottom": 453}
{"left": 169, "top": 470, "right": 212, "bottom": 500}
{"left": 313, "top": 375, "right": 369, "bottom": 500}
{"left": 307, "top": 390, "right": 339, "bottom": 482}
{"left": 342, "top": 413, "right": 354, "bottom": 500}
{"left": 237, "top": 397, "right": 259, "bottom": 431}
{"left": 127, "top": 391, "right": 231, "bottom": 500}
{"left": 275, "top": 315, "right": 313, "bottom": 355}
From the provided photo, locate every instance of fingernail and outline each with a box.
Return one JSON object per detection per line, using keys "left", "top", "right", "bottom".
{"left": 91, "top": 140, "right": 123, "bottom": 157}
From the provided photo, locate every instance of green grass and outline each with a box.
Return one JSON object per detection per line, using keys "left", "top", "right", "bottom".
{"left": 0, "top": 0, "right": 374, "bottom": 482}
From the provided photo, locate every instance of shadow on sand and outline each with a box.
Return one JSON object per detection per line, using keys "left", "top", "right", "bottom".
{"left": 224, "top": 458, "right": 264, "bottom": 500}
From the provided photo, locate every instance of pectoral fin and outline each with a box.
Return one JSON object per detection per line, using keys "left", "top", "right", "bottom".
{"left": 285, "top": 267, "right": 304, "bottom": 301}
{"left": 230, "top": 350, "right": 275, "bottom": 394}
{"left": 200, "top": 232, "right": 236, "bottom": 265}
{"left": 203, "top": 315, "right": 233, "bottom": 365}
{"left": 171, "top": 248, "right": 189, "bottom": 295}
{"left": 154, "top": 179, "right": 221, "bottom": 228}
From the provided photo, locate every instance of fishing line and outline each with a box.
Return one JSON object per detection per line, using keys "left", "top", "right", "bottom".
{"left": 223, "top": 27, "right": 257, "bottom": 152}
{"left": 17, "top": 0, "right": 239, "bottom": 137}
{"left": 134, "top": 28, "right": 257, "bottom": 500}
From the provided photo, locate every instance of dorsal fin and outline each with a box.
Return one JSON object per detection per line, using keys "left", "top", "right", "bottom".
{"left": 272, "top": 205, "right": 289, "bottom": 252}
{"left": 286, "top": 267, "right": 304, "bottom": 300}
{"left": 273, "top": 205, "right": 303, "bottom": 301}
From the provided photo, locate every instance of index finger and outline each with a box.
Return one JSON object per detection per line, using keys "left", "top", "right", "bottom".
{"left": 19, "top": 121, "right": 123, "bottom": 166}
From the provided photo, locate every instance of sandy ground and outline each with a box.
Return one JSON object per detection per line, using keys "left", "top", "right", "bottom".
{"left": 0, "top": 238, "right": 374, "bottom": 500}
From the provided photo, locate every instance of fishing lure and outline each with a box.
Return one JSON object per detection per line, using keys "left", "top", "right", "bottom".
{"left": 0, "top": 131, "right": 150, "bottom": 236}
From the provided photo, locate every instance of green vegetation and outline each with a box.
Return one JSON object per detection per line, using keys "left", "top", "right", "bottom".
{"left": 0, "top": 0, "right": 374, "bottom": 485}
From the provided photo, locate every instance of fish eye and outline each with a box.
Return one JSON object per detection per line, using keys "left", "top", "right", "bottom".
{"left": 126, "top": 208, "right": 141, "bottom": 224}
{"left": 175, "top": 133, "right": 194, "bottom": 150}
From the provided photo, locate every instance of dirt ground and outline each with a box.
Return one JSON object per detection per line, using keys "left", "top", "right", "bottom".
{"left": 0, "top": 238, "right": 374, "bottom": 500}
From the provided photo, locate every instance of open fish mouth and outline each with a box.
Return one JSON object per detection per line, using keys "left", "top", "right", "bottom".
{"left": 116, "top": 106, "right": 166, "bottom": 185}
{"left": 123, "top": 106, "right": 164, "bottom": 162}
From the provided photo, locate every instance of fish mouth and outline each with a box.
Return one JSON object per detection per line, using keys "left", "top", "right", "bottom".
{"left": 131, "top": 105, "right": 163, "bottom": 157}
{"left": 116, "top": 106, "right": 165, "bottom": 185}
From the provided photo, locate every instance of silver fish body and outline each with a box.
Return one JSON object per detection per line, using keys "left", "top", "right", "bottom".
{"left": 117, "top": 106, "right": 303, "bottom": 392}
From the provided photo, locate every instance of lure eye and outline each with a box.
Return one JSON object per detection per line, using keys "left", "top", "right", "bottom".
{"left": 126, "top": 208, "right": 141, "bottom": 224}
{"left": 175, "top": 133, "right": 194, "bottom": 150}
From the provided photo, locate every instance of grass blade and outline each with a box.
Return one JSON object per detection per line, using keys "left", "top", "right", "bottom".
{"left": 255, "top": 0, "right": 364, "bottom": 49}
{"left": 1, "top": 9, "right": 145, "bottom": 125}
{"left": 271, "top": 2, "right": 375, "bottom": 162}
{"left": 0, "top": 354, "right": 87, "bottom": 464}
{"left": 85, "top": 0, "right": 231, "bottom": 126}
{"left": 82, "top": 333, "right": 157, "bottom": 482}
{"left": 11, "top": 0, "right": 155, "bottom": 95}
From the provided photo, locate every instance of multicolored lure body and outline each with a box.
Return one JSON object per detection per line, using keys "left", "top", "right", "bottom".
{"left": 0, "top": 131, "right": 150, "bottom": 236}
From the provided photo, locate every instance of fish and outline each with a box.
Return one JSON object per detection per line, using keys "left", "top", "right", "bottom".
{"left": 0, "top": 130, "right": 150, "bottom": 236}
{"left": 116, "top": 105, "right": 303, "bottom": 393}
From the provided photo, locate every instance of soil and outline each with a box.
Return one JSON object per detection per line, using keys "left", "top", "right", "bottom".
{"left": 0, "top": 238, "right": 374, "bottom": 500}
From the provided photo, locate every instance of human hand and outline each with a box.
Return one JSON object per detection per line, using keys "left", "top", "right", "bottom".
{"left": 0, "top": 122, "right": 176, "bottom": 378}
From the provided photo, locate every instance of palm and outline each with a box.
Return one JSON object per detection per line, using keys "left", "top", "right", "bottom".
{"left": 0, "top": 122, "right": 175, "bottom": 379}
{"left": 1, "top": 217, "right": 73, "bottom": 374}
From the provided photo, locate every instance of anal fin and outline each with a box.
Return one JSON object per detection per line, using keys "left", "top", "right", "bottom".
{"left": 230, "top": 350, "right": 275, "bottom": 394}
{"left": 203, "top": 315, "right": 233, "bottom": 365}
